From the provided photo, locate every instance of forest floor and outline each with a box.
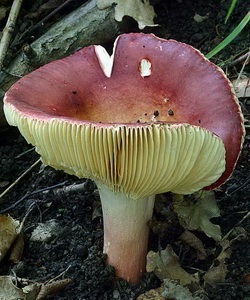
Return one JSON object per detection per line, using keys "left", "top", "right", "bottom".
{"left": 0, "top": 0, "right": 249, "bottom": 299}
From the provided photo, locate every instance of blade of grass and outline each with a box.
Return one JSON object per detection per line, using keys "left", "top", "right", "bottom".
{"left": 225, "top": 0, "right": 238, "bottom": 24}
{"left": 206, "top": 11, "right": 250, "bottom": 60}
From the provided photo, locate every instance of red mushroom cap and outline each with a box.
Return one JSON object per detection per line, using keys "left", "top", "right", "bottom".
{"left": 4, "top": 33, "right": 244, "bottom": 191}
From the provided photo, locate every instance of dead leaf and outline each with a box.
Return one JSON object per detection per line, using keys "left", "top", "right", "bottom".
{"left": 232, "top": 77, "right": 250, "bottom": 98}
{"left": 0, "top": 276, "right": 40, "bottom": 300}
{"left": 204, "top": 240, "right": 232, "bottom": 286}
{"left": 218, "top": 240, "right": 232, "bottom": 260}
{"left": 26, "top": 0, "right": 62, "bottom": 19}
{"left": 146, "top": 245, "right": 198, "bottom": 285}
{"left": 228, "top": 226, "right": 248, "bottom": 241}
{"left": 0, "top": 5, "right": 9, "bottom": 22}
{"left": 97, "top": 0, "right": 157, "bottom": 29}
{"left": 92, "top": 200, "right": 102, "bottom": 220}
{"left": 179, "top": 230, "right": 207, "bottom": 260}
{"left": 0, "top": 181, "right": 9, "bottom": 188}
{"left": 0, "top": 276, "right": 72, "bottom": 300}
{"left": 9, "top": 231, "right": 25, "bottom": 263}
{"left": 30, "top": 219, "right": 63, "bottom": 243}
{"left": 173, "top": 191, "right": 222, "bottom": 242}
{"left": 193, "top": 13, "right": 209, "bottom": 23}
{"left": 0, "top": 215, "right": 20, "bottom": 262}
{"left": 137, "top": 286, "right": 165, "bottom": 299}
{"left": 203, "top": 260, "right": 228, "bottom": 287}
{"left": 162, "top": 279, "right": 203, "bottom": 300}
{"left": 36, "top": 279, "right": 73, "bottom": 300}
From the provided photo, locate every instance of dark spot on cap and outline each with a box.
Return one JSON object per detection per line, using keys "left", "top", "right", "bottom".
{"left": 72, "top": 90, "right": 77, "bottom": 94}
{"left": 168, "top": 109, "right": 174, "bottom": 116}
{"left": 145, "top": 113, "right": 148, "bottom": 116}
{"left": 153, "top": 110, "right": 159, "bottom": 117}
{"left": 137, "top": 119, "right": 141, "bottom": 123}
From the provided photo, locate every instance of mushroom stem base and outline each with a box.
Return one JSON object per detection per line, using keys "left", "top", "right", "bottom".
{"left": 97, "top": 182, "right": 155, "bottom": 284}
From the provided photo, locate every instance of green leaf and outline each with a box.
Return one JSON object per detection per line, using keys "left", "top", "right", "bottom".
{"left": 225, "top": 0, "right": 238, "bottom": 24}
{"left": 206, "top": 11, "right": 250, "bottom": 59}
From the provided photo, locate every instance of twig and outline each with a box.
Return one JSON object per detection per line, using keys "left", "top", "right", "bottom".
{"left": 18, "top": 200, "right": 38, "bottom": 233}
{"left": 221, "top": 210, "right": 250, "bottom": 242}
{"left": 0, "top": 158, "right": 41, "bottom": 202}
{"left": 0, "top": 0, "right": 23, "bottom": 70}
{"left": 45, "top": 265, "right": 72, "bottom": 284}
{"left": 15, "top": 147, "right": 35, "bottom": 159}
{"left": 54, "top": 180, "right": 94, "bottom": 196}
{"left": 0, "top": 181, "right": 66, "bottom": 214}
{"left": 227, "top": 174, "right": 250, "bottom": 195}
{"left": 236, "top": 49, "right": 250, "bottom": 81}
{"left": 222, "top": 50, "right": 250, "bottom": 69}
{"left": 0, "top": 0, "right": 119, "bottom": 94}
{"left": 16, "top": 0, "right": 76, "bottom": 47}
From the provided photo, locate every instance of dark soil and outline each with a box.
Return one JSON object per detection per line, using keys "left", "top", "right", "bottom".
{"left": 0, "top": 0, "right": 249, "bottom": 299}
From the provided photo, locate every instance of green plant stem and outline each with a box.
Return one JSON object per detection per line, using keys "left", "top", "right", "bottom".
{"left": 206, "top": 11, "right": 250, "bottom": 60}
{"left": 225, "top": 0, "right": 238, "bottom": 24}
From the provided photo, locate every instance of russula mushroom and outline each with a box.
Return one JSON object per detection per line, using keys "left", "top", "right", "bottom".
{"left": 3, "top": 33, "right": 244, "bottom": 283}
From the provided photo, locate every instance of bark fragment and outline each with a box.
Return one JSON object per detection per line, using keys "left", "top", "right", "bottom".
{"left": 0, "top": 0, "right": 120, "bottom": 130}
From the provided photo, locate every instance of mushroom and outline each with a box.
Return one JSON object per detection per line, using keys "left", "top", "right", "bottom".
{"left": 3, "top": 33, "right": 244, "bottom": 283}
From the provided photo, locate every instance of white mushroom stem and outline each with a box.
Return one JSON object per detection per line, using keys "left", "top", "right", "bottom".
{"left": 97, "top": 182, "right": 155, "bottom": 283}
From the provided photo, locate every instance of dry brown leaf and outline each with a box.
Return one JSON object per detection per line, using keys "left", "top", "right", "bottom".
{"left": 92, "top": 200, "right": 102, "bottom": 220}
{"left": 0, "top": 180, "right": 9, "bottom": 188}
{"left": 0, "top": 5, "right": 9, "bottom": 22}
{"left": 179, "top": 230, "right": 207, "bottom": 260}
{"left": 147, "top": 245, "right": 198, "bottom": 286}
{"left": 161, "top": 279, "right": 203, "bottom": 300}
{"left": 97, "top": 0, "right": 157, "bottom": 29}
{"left": 203, "top": 260, "right": 228, "bottom": 287}
{"left": 36, "top": 279, "right": 73, "bottom": 300}
{"left": 138, "top": 279, "right": 205, "bottom": 300}
{"left": 137, "top": 286, "right": 165, "bottom": 299}
{"left": 0, "top": 275, "right": 40, "bottom": 300}
{"left": 233, "top": 77, "right": 250, "bottom": 98}
{"left": 193, "top": 13, "right": 209, "bottom": 23}
{"left": 204, "top": 240, "right": 232, "bottom": 287}
{"left": 9, "top": 231, "right": 25, "bottom": 263}
{"left": 0, "top": 276, "right": 72, "bottom": 300}
{"left": 30, "top": 219, "right": 63, "bottom": 243}
{"left": 0, "top": 215, "right": 20, "bottom": 262}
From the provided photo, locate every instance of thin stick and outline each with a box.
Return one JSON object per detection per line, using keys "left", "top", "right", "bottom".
{"left": 221, "top": 210, "right": 250, "bottom": 242}
{"left": 15, "top": 147, "right": 35, "bottom": 159}
{"left": 0, "top": 181, "right": 66, "bottom": 214}
{"left": 0, "top": 158, "right": 41, "bottom": 201}
{"left": 0, "top": 0, "right": 23, "bottom": 70}
{"left": 228, "top": 174, "right": 250, "bottom": 195}
{"left": 223, "top": 50, "right": 250, "bottom": 68}
{"left": 45, "top": 265, "right": 72, "bottom": 284}
{"left": 17, "top": 0, "right": 75, "bottom": 46}
{"left": 236, "top": 49, "right": 250, "bottom": 81}
{"left": 54, "top": 180, "right": 94, "bottom": 196}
